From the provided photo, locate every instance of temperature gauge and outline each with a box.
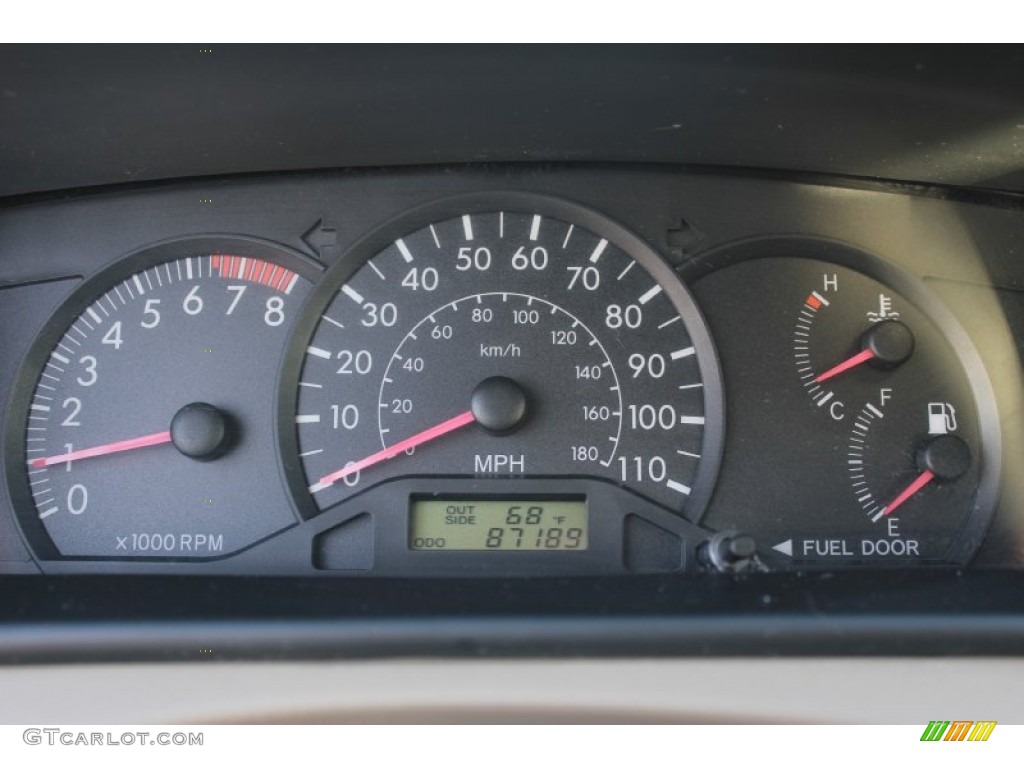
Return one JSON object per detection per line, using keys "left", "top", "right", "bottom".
{"left": 690, "top": 241, "right": 999, "bottom": 567}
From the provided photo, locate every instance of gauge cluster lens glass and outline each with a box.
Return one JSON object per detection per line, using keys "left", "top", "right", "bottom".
{"left": 287, "top": 204, "right": 722, "bottom": 523}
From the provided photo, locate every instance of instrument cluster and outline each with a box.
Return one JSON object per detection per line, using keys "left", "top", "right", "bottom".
{"left": 0, "top": 167, "right": 1015, "bottom": 576}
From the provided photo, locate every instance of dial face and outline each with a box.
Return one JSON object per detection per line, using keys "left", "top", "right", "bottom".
{"left": 285, "top": 199, "right": 723, "bottom": 522}
{"left": 8, "top": 242, "right": 316, "bottom": 559}
{"left": 692, "top": 248, "right": 998, "bottom": 567}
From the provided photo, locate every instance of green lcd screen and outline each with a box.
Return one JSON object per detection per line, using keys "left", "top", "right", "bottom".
{"left": 410, "top": 499, "right": 588, "bottom": 551}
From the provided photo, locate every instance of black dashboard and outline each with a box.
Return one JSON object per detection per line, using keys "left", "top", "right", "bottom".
{"left": 1, "top": 45, "right": 1024, "bottom": 666}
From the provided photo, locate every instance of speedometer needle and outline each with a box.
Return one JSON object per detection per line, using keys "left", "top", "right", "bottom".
{"left": 30, "top": 430, "right": 172, "bottom": 468}
{"left": 312, "top": 410, "right": 477, "bottom": 493}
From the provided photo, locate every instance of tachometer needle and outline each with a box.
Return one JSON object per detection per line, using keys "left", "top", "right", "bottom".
{"left": 29, "top": 430, "right": 172, "bottom": 468}
{"left": 814, "top": 348, "right": 876, "bottom": 384}
{"left": 312, "top": 410, "right": 477, "bottom": 493}
{"left": 878, "top": 469, "right": 935, "bottom": 518}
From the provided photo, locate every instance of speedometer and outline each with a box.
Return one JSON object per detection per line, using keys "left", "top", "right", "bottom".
{"left": 282, "top": 195, "right": 723, "bottom": 542}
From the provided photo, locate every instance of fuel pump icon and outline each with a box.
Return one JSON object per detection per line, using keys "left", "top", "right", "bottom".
{"left": 928, "top": 403, "right": 957, "bottom": 435}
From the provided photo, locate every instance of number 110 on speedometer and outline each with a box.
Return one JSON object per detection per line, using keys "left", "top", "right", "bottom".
{"left": 286, "top": 197, "right": 723, "bottom": 523}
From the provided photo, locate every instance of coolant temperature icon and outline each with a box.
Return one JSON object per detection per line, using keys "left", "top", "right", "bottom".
{"left": 867, "top": 293, "right": 900, "bottom": 323}
{"left": 928, "top": 403, "right": 957, "bottom": 435}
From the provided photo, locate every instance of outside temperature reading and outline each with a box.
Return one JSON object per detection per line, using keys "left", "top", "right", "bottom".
{"left": 410, "top": 499, "right": 588, "bottom": 551}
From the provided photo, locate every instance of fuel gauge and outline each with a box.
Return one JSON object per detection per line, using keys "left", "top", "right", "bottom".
{"left": 690, "top": 239, "right": 1000, "bottom": 568}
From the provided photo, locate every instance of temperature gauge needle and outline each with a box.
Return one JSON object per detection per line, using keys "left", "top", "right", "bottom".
{"left": 815, "top": 348, "right": 876, "bottom": 384}
{"left": 30, "top": 430, "right": 172, "bottom": 468}
{"left": 878, "top": 469, "right": 935, "bottom": 519}
{"left": 815, "top": 321, "right": 915, "bottom": 384}
{"left": 312, "top": 410, "right": 477, "bottom": 493}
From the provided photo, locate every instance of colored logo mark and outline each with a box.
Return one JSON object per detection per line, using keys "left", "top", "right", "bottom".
{"left": 920, "top": 721, "right": 996, "bottom": 741}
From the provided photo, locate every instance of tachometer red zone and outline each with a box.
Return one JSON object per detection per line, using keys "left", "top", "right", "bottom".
{"left": 210, "top": 254, "right": 299, "bottom": 294}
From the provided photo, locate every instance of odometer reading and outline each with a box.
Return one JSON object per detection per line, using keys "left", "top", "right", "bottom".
{"left": 289, "top": 201, "right": 722, "bottom": 523}
{"left": 410, "top": 499, "right": 587, "bottom": 551}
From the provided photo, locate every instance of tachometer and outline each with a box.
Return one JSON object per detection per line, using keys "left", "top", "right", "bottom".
{"left": 282, "top": 195, "right": 723, "bottom": 536}
{"left": 5, "top": 237, "right": 317, "bottom": 560}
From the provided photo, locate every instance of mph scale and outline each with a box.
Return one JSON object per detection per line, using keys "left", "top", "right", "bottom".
{"left": 281, "top": 195, "right": 723, "bottom": 572}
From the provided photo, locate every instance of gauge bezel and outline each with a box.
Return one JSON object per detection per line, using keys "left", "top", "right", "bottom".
{"left": 278, "top": 192, "right": 726, "bottom": 524}
{"left": 683, "top": 235, "right": 1002, "bottom": 565}
{"left": 3, "top": 235, "right": 323, "bottom": 561}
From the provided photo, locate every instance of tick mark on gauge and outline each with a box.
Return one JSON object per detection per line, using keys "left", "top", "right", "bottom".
{"left": 306, "top": 346, "right": 332, "bottom": 360}
{"left": 679, "top": 416, "right": 705, "bottom": 425}
{"left": 807, "top": 291, "right": 829, "bottom": 309}
{"left": 562, "top": 225, "right": 574, "bottom": 249}
{"left": 341, "top": 285, "right": 364, "bottom": 305}
{"left": 295, "top": 415, "right": 321, "bottom": 424}
{"left": 658, "top": 316, "right": 681, "bottom": 329}
{"left": 671, "top": 347, "right": 695, "bottom": 360}
{"left": 396, "top": 238, "right": 414, "bottom": 263}
{"left": 367, "top": 261, "right": 386, "bottom": 280}
{"left": 462, "top": 215, "right": 474, "bottom": 241}
{"left": 666, "top": 480, "right": 692, "bottom": 496}
{"left": 638, "top": 285, "right": 662, "bottom": 305}
{"left": 321, "top": 315, "right": 345, "bottom": 330}
{"left": 589, "top": 239, "right": 608, "bottom": 263}
{"left": 529, "top": 214, "right": 542, "bottom": 241}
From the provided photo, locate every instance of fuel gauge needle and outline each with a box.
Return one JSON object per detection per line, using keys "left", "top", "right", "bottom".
{"left": 876, "top": 469, "right": 935, "bottom": 520}
{"left": 311, "top": 410, "right": 477, "bottom": 493}
{"left": 30, "top": 430, "right": 172, "bottom": 468}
